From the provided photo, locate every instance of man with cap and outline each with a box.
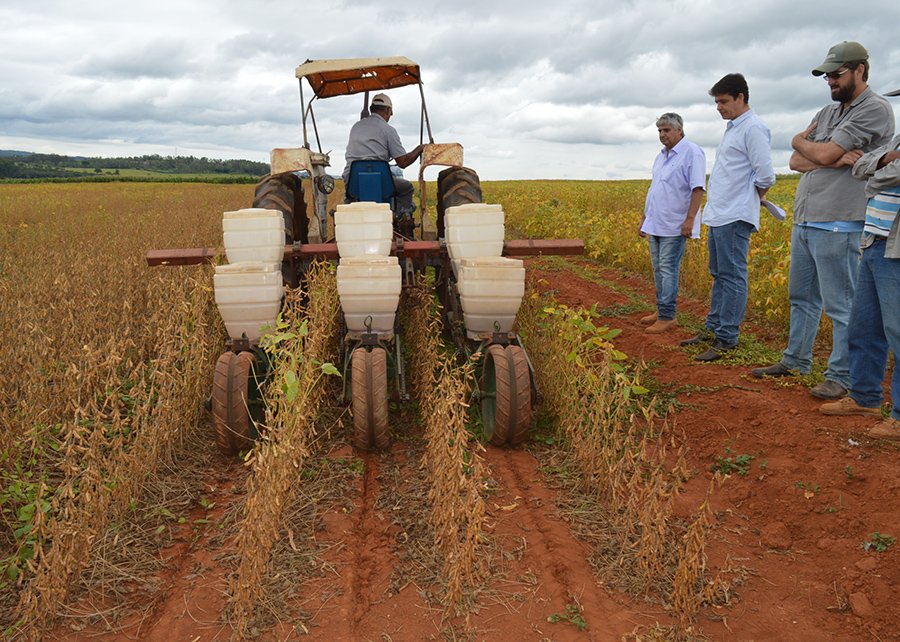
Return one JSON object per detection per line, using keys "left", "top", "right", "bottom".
{"left": 342, "top": 93, "right": 424, "bottom": 216}
{"left": 750, "top": 42, "right": 894, "bottom": 400}
{"left": 819, "top": 84, "right": 900, "bottom": 440}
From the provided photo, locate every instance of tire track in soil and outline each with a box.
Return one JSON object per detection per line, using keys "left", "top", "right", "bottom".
{"left": 478, "top": 447, "right": 658, "bottom": 641}
{"left": 347, "top": 452, "right": 389, "bottom": 632}
{"left": 299, "top": 443, "right": 419, "bottom": 641}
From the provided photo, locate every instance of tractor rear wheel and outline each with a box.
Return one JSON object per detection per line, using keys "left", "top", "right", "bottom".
{"left": 436, "top": 166, "right": 482, "bottom": 239}
{"left": 254, "top": 173, "right": 307, "bottom": 286}
{"left": 481, "top": 345, "right": 532, "bottom": 446}
{"left": 253, "top": 172, "right": 308, "bottom": 245}
{"left": 211, "top": 351, "right": 259, "bottom": 456}
{"left": 351, "top": 347, "right": 390, "bottom": 451}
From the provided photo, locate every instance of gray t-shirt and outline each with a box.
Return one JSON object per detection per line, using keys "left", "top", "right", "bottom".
{"left": 793, "top": 87, "right": 895, "bottom": 222}
{"left": 342, "top": 114, "right": 407, "bottom": 181}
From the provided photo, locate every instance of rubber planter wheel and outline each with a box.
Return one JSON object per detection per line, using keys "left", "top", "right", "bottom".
{"left": 436, "top": 166, "right": 482, "bottom": 238}
{"left": 504, "top": 345, "right": 532, "bottom": 446}
{"left": 211, "top": 351, "right": 258, "bottom": 455}
{"left": 482, "top": 345, "right": 532, "bottom": 446}
{"left": 351, "top": 347, "right": 390, "bottom": 451}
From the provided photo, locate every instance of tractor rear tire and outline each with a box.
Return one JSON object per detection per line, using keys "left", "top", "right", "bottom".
{"left": 436, "top": 166, "right": 482, "bottom": 239}
{"left": 482, "top": 345, "right": 532, "bottom": 447}
{"left": 253, "top": 173, "right": 308, "bottom": 245}
{"left": 351, "top": 347, "right": 390, "bottom": 451}
{"left": 253, "top": 173, "right": 307, "bottom": 286}
{"left": 211, "top": 351, "right": 258, "bottom": 456}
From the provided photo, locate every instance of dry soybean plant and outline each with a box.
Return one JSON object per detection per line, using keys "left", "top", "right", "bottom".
{"left": 517, "top": 288, "right": 716, "bottom": 623}
{"left": 403, "top": 284, "right": 486, "bottom": 615}
{"left": 229, "top": 262, "right": 340, "bottom": 634}
{"left": 1, "top": 183, "right": 239, "bottom": 636}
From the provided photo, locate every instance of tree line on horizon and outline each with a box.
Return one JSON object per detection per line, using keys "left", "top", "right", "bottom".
{"left": 0, "top": 152, "right": 269, "bottom": 180}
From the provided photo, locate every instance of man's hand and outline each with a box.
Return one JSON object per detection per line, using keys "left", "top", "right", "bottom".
{"left": 877, "top": 150, "right": 900, "bottom": 169}
{"left": 394, "top": 144, "right": 424, "bottom": 169}
{"left": 792, "top": 122, "right": 817, "bottom": 150}
{"left": 680, "top": 218, "right": 695, "bottom": 237}
{"left": 837, "top": 149, "right": 864, "bottom": 167}
{"left": 756, "top": 186, "right": 770, "bottom": 201}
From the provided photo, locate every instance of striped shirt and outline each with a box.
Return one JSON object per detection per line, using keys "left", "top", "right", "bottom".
{"left": 864, "top": 185, "right": 900, "bottom": 237}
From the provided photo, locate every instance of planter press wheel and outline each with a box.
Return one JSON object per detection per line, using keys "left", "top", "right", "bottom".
{"left": 211, "top": 351, "right": 259, "bottom": 456}
{"left": 481, "top": 344, "right": 532, "bottom": 447}
{"left": 351, "top": 347, "right": 390, "bottom": 451}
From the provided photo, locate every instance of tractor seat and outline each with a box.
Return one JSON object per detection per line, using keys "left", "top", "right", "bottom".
{"left": 346, "top": 160, "right": 396, "bottom": 204}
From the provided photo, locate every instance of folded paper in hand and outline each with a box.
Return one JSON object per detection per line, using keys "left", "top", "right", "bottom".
{"left": 761, "top": 200, "right": 786, "bottom": 221}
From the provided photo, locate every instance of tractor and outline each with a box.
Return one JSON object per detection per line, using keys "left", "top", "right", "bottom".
{"left": 146, "top": 57, "right": 583, "bottom": 455}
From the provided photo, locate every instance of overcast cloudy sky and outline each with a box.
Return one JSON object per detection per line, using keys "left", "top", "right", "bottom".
{"left": 2, "top": 0, "right": 899, "bottom": 180}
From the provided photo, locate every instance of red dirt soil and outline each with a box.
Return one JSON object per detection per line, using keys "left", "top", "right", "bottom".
{"left": 56, "top": 260, "right": 898, "bottom": 641}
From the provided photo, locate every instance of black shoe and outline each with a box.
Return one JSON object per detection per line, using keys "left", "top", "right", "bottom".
{"left": 750, "top": 362, "right": 792, "bottom": 378}
{"left": 694, "top": 339, "right": 737, "bottom": 362}
{"left": 810, "top": 380, "right": 848, "bottom": 400}
{"left": 679, "top": 331, "right": 712, "bottom": 347}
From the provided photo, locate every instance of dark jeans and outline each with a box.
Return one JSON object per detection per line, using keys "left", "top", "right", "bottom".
{"left": 848, "top": 238, "right": 900, "bottom": 420}
{"left": 705, "top": 220, "right": 753, "bottom": 345}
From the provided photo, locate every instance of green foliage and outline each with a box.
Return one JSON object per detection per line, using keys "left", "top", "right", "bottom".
{"left": 538, "top": 302, "right": 648, "bottom": 399}
{"left": 862, "top": 532, "right": 895, "bottom": 553}
{"left": 547, "top": 603, "right": 588, "bottom": 631}
{"left": 0, "top": 151, "right": 268, "bottom": 180}
{"left": 710, "top": 450, "right": 754, "bottom": 477}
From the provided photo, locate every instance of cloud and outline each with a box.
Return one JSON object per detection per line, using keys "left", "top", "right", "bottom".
{"left": 1, "top": 0, "right": 899, "bottom": 180}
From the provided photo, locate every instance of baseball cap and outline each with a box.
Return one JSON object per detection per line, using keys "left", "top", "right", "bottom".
{"left": 371, "top": 93, "right": 392, "bottom": 109}
{"left": 886, "top": 88, "right": 900, "bottom": 97}
{"left": 811, "top": 41, "right": 868, "bottom": 76}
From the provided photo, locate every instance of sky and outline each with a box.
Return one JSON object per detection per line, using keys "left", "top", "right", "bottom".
{"left": 2, "top": 0, "right": 900, "bottom": 181}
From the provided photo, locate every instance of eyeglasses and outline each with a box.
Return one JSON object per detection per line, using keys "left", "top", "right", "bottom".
{"left": 823, "top": 68, "right": 851, "bottom": 81}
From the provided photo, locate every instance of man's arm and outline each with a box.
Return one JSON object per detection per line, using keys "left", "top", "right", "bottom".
{"left": 852, "top": 136, "right": 900, "bottom": 180}
{"left": 746, "top": 124, "right": 775, "bottom": 199}
{"left": 790, "top": 149, "right": 863, "bottom": 172}
{"left": 394, "top": 144, "right": 424, "bottom": 169}
{"left": 681, "top": 187, "right": 704, "bottom": 237}
{"left": 791, "top": 122, "right": 848, "bottom": 166}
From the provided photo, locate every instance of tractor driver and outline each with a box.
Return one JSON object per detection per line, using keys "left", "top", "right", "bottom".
{"left": 342, "top": 93, "right": 424, "bottom": 217}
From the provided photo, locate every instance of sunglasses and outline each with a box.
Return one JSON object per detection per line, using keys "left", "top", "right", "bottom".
{"left": 823, "top": 67, "right": 851, "bottom": 81}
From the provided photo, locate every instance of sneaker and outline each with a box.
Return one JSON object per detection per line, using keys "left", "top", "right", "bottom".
{"left": 645, "top": 319, "right": 677, "bottom": 334}
{"left": 810, "top": 380, "right": 848, "bottom": 400}
{"left": 640, "top": 313, "right": 658, "bottom": 325}
{"left": 867, "top": 417, "right": 900, "bottom": 441}
{"left": 751, "top": 363, "right": 792, "bottom": 378}
{"left": 694, "top": 339, "right": 737, "bottom": 362}
{"left": 819, "top": 397, "right": 880, "bottom": 416}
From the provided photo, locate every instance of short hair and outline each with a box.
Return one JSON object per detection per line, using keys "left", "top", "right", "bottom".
{"left": 656, "top": 113, "right": 683, "bottom": 131}
{"left": 709, "top": 73, "right": 749, "bottom": 104}
{"left": 371, "top": 104, "right": 391, "bottom": 115}
{"left": 846, "top": 60, "right": 870, "bottom": 82}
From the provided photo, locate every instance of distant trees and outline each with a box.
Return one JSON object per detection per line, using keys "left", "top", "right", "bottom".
{"left": 0, "top": 153, "right": 270, "bottom": 180}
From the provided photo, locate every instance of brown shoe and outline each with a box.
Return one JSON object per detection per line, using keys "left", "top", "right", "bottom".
{"left": 819, "top": 397, "right": 880, "bottom": 417}
{"left": 867, "top": 417, "right": 900, "bottom": 440}
{"left": 645, "top": 319, "right": 677, "bottom": 334}
{"left": 640, "top": 313, "right": 658, "bottom": 325}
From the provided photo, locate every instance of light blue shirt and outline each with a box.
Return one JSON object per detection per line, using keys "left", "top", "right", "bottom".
{"left": 703, "top": 109, "right": 776, "bottom": 230}
{"left": 641, "top": 137, "right": 706, "bottom": 238}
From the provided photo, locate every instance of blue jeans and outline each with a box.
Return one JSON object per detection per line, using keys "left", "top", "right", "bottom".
{"left": 847, "top": 238, "right": 900, "bottom": 420}
{"left": 705, "top": 221, "right": 753, "bottom": 345}
{"left": 780, "top": 225, "right": 860, "bottom": 388}
{"left": 647, "top": 235, "right": 686, "bottom": 320}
